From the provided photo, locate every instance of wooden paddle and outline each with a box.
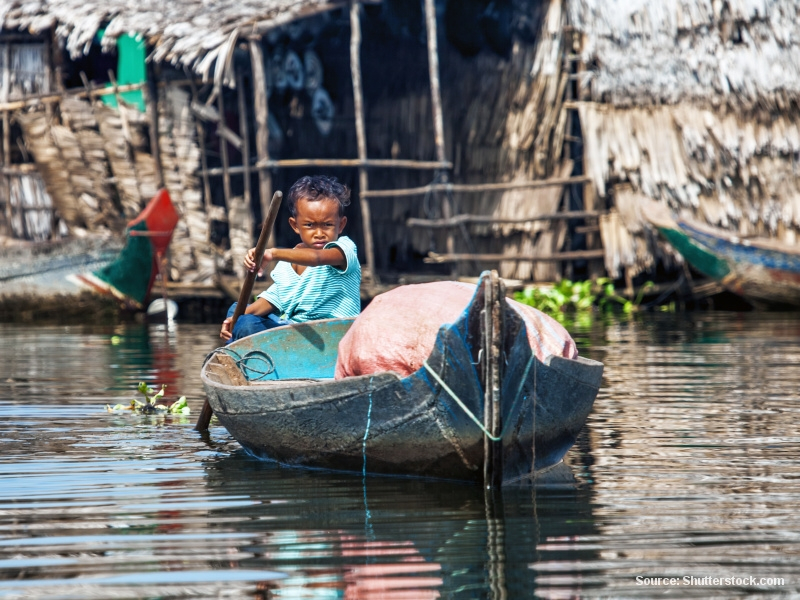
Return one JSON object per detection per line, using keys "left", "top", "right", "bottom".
{"left": 195, "top": 190, "right": 283, "bottom": 431}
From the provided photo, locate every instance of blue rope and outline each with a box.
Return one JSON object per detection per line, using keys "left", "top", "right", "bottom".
{"left": 423, "top": 353, "right": 535, "bottom": 441}
{"left": 362, "top": 376, "right": 374, "bottom": 477}
{"left": 362, "top": 377, "right": 375, "bottom": 542}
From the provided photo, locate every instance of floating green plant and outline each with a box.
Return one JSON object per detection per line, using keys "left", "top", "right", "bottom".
{"left": 514, "top": 278, "right": 654, "bottom": 321}
{"left": 106, "top": 382, "right": 190, "bottom": 415}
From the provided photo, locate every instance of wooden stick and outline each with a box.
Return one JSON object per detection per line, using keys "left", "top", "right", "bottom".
{"left": 423, "top": 0, "right": 455, "bottom": 273}
{"left": 188, "top": 75, "right": 212, "bottom": 213}
{"left": 249, "top": 40, "right": 273, "bottom": 233}
{"left": 424, "top": 0, "right": 446, "bottom": 165}
{"left": 361, "top": 175, "right": 590, "bottom": 198}
{"left": 2, "top": 44, "right": 9, "bottom": 176}
{"left": 145, "top": 65, "right": 165, "bottom": 189}
{"left": 407, "top": 210, "right": 604, "bottom": 228}
{"left": 230, "top": 190, "right": 283, "bottom": 329}
{"left": 236, "top": 72, "right": 251, "bottom": 216}
{"left": 195, "top": 190, "right": 283, "bottom": 432}
{"left": 424, "top": 249, "right": 606, "bottom": 263}
{"left": 0, "top": 44, "right": 8, "bottom": 239}
{"left": 482, "top": 272, "right": 504, "bottom": 488}
{"left": 0, "top": 81, "right": 149, "bottom": 113}
{"left": 350, "top": 2, "right": 378, "bottom": 285}
{"left": 253, "top": 158, "right": 451, "bottom": 170}
{"left": 207, "top": 158, "right": 451, "bottom": 177}
{"left": 217, "top": 87, "right": 232, "bottom": 212}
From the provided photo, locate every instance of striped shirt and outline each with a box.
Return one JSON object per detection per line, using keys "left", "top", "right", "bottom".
{"left": 257, "top": 236, "right": 361, "bottom": 322}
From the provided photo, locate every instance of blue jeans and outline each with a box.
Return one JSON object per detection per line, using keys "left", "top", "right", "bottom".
{"left": 226, "top": 302, "right": 291, "bottom": 343}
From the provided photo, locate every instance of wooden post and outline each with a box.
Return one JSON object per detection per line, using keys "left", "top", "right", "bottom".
{"left": 146, "top": 63, "right": 165, "bottom": 189}
{"left": 188, "top": 76, "right": 213, "bottom": 212}
{"left": 43, "top": 36, "right": 53, "bottom": 122}
{"left": 236, "top": 72, "right": 252, "bottom": 222}
{"left": 2, "top": 44, "right": 11, "bottom": 238}
{"left": 2, "top": 44, "right": 9, "bottom": 170}
{"left": 482, "top": 271, "right": 504, "bottom": 489}
{"left": 424, "top": 0, "right": 446, "bottom": 166}
{"left": 217, "top": 86, "right": 232, "bottom": 212}
{"left": 249, "top": 40, "right": 273, "bottom": 235}
{"left": 423, "top": 0, "right": 455, "bottom": 273}
{"left": 350, "top": 2, "right": 379, "bottom": 285}
{"left": 50, "top": 29, "right": 64, "bottom": 94}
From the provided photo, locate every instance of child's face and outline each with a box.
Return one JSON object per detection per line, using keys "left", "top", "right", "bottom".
{"left": 289, "top": 197, "right": 347, "bottom": 249}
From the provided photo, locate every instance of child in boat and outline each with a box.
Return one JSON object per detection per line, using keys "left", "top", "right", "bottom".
{"left": 220, "top": 175, "right": 361, "bottom": 342}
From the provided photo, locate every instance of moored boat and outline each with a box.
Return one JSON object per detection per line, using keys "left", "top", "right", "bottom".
{"left": 647, "top": 204, "right": 800, "bottom": 308}
{"left": 0, "top": 189, "right": 179, "bottom": 313}
{"left": 201, "top": 271, "right": 604, "bottom": 486}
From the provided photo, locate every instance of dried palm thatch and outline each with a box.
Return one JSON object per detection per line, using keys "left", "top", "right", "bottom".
{"left": 157, "top": 83, "right": 215, "bottom": 283}
{"left": 14, "top": 92, "right": 217, "bottom": 284}
{"left": 569, "top": 0, "right": 800, "bottom": 110}
{"left": 570, "top": 0, "right": 800, "bottom": 280}
{"left": 15, "top": 105, "right": 117, "bottom": 232}
{"left": 0, "top": 1, "right": 342, "bottom": 86}
{"left": 95, "top": 102, "right": 158, "bottom": 218}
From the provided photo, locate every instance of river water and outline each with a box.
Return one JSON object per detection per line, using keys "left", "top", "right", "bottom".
{"left": 1, "top": 312, "right": 799, "bottom": 599}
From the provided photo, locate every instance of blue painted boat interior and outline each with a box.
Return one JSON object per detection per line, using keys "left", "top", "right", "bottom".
{"left": 228, "top": 318, "right": 355, "bottom": 381}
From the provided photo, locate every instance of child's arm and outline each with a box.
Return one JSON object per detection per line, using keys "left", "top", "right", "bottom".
{"left": 219, "top": 297, "right": 277, "bottom": 341}
{"left": 245, "top": 245, "right": 347, "bottom": 272}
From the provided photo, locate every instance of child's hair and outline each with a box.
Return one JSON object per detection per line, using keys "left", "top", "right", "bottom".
{"left": 286, "top": 175, "right": 351, "bottom": 217}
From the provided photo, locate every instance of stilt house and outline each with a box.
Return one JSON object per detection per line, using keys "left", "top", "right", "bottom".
{"left": 2, "top": 0, "right": 796, "bottom": 291}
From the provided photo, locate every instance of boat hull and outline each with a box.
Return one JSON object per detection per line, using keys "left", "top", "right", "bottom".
{"left": 657, "top": 219, "right": 800, "bottom": 307}
{"left": 202, "top": 275, "right": 603, "bottom": 485}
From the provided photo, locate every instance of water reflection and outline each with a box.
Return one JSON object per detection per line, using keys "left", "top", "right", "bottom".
{"left": 200, "top": 454, "right": 593, "bottom": 599}
{"left": 539, "top": 313, "right": 800, "bottom": 598}
{"left": 2, "top": 314, "right": 800, "bottom": 598}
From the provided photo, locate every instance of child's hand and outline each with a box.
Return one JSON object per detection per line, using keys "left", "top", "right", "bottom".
{"left": 220, "top": 317, "right": 233, "bottom": 340}
{"left": 244, "top": 248, "right": 275, "bottom": 275}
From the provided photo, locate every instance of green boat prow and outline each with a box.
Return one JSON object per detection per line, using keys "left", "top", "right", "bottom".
{"left": 658, "top": 226, "right": 731, "bottom": 280}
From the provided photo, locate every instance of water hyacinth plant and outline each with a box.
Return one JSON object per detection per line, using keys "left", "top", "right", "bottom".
{"left": 513, "top": 278, "right": 653, "bottom": 322}
{"left": 106, "top": 382, "right": 190, "bottom": 415}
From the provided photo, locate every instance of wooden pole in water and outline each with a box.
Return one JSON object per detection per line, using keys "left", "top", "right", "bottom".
{"left": 482, "top": 271, "right": 504, "bottom": 488}
{"left": 350, "top": 1, "right": 379, "bottom": 286}
{"left": 195, "top": 190, "right": 284, "bottom": 432}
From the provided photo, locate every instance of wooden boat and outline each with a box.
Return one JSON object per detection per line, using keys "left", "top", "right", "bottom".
{"left": 71, "top": 188, "right": 179, "bottom": 309}
{"left": 201, "top": 271, "right": 604, "bottom": 486}
{"left": 0, "top": 189, "right": 179, "bottom": 312}
{"left": 647, "top": 205, "right": 800, "bottom": 307}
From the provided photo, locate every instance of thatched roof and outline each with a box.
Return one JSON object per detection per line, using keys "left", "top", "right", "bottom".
{"left": 0, "top": 0, "right": 344, "bottom": 83}
{"left": 569, "top": 0, "right": 800, "bottom": 109}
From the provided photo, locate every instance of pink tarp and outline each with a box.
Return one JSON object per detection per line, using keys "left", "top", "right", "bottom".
{"left": 335, "top": 281, "right": 578, "bottom": 379}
